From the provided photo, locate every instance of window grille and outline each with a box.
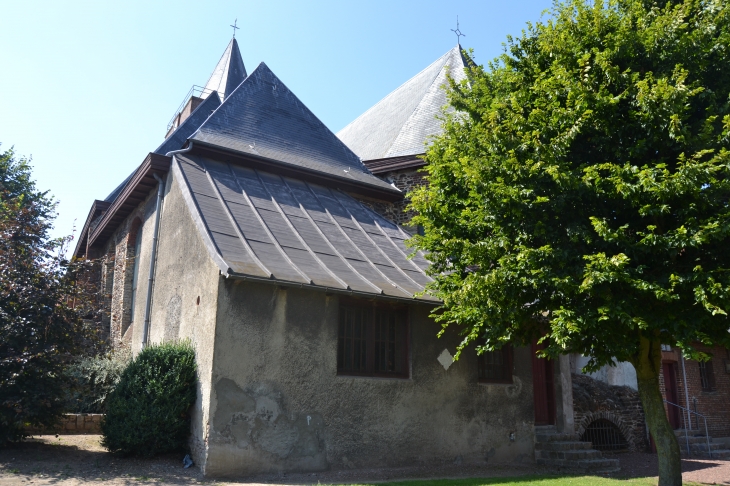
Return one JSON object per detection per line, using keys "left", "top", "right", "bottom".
{"left": 699, "top": 360, "right": 716, "bottom": 392}
{"left": 580, "top": 419, "right": 629, "bottom": 452}
{"left": 478, "top": 346, "right": 513, "bottom": 384}
{"left": 337, "top": 302, "right": 408, "bottom": 378}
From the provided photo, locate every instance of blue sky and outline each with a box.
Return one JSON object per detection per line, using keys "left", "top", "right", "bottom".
{"left": 0, "top": 0, "right": 553, "bottom": 242}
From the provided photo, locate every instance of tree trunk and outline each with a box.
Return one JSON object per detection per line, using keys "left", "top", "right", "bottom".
{"left": 632, "top": 334, "right": 682, "bottom": 486}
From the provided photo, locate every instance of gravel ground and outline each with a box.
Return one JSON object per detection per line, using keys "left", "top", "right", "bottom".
{"left": 0, "top": 435, "right": 728, "bottom": 485}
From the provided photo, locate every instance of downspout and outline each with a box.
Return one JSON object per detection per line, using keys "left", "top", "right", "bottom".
{"left": 680, "top": 351, "right": 691, "bottom": 430}
{"left": 142, "top": 172, "right": 165, "bottom": 347}
{"left": 141, "top": 143, "right": 194, "bottom": 346}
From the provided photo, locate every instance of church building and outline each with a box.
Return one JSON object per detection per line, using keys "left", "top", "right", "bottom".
{"left": 74, "top": 36, "right": 617, "bottom": 476}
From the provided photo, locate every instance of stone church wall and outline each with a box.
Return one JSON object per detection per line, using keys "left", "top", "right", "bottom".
{"left": 353, "top": 168, "right": 427, "bottom": 230}
{"left": 204, "top": 280, "right": 536, "bottom": 477}
{"left": 100, "top": 187, "right": 159, "bottom": 348}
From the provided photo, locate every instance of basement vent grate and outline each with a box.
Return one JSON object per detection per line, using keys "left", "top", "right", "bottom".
{"left": 580, "top": 419, "right": 629, "bottom": 452}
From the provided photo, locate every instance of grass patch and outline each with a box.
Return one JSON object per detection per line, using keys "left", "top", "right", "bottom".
{"left": 344, "top": 476, "right": 703, "bottom": 486}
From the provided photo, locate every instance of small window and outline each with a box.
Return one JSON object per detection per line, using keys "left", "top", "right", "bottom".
{"left": 699, "top": 360, "right": 716, "bottom": 392}
{"left": 478, "top": 346, "right": 513, "bottom": 384}
{"left": 337, "top": 302, "right": 408, "bottom": 378}
{"left": 661, "top": 344, "right": 672, "bottom": 352}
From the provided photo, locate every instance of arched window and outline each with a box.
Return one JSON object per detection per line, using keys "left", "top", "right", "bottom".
{"left": 129, "top": 219, "right": 143, "bottom": 323}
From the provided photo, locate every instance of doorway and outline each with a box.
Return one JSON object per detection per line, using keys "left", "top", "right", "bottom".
{"left": 662, "top": 361, "right": 681, "bottom": 429}
{"left": 532, "top": 341, "right": 556, "bottom": 426}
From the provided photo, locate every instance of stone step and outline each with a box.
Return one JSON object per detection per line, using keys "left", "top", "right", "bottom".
{"left": 674, "top": 429, "right": 710, "bottom": 438}
{"left": 536, "top": 448, "right": 603, "bottom": 461}
{"left": 679, "top": 442, "right": 726, "bottom": 452}
{"left": 682, "top": 449, "right": 730, "bottom": 460}
{"left": 535, "top": 433, "right": 580, "bottom": 443}
{"left": 535, "top": 441, "right": 594, "bottom": 451}
{"left": 676, "top": 435, "right": 715, "bottom": 444}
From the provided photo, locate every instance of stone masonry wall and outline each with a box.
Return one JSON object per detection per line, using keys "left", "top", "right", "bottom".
{"left": 24, "top": 414, "right": 103, "bottom": 435}
{"left": 572, "top": 373, "right": 648, "bottom": 452}
{"left": 355, "top": 168, "right": 427, "bottom": 228}
{"left": 103, "top": 190, "right": 158, "bottom": 348}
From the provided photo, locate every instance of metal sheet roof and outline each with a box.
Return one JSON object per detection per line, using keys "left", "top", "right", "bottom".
{"left": 174, "top": 153, "right": 436, "bottom": 302}
{"left": 337, "top": 45, "right": 467, "bottom": 161}
{"left": 190, "top": 62, "right": 397, "bottom": 194}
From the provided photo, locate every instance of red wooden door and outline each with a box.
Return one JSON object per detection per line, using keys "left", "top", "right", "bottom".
{"left": 662, "top": 362, "right": 681, "bottom": 429}
{"left": 532, "top": 341, "right": 556, "bottom": 426}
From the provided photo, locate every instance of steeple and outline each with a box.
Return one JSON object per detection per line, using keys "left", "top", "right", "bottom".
{"left": 203, "top": 37, "right": 247, "bottom": 100}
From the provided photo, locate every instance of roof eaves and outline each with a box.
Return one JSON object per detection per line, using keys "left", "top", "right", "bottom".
{"left": 225, "top": 271, "right": 440, "bottom": 305}
{"left": 87, "top": 153, "right": 171, "bottom": 250}
{"left": 72, "top": 199, "right": 111, "bottom": 259}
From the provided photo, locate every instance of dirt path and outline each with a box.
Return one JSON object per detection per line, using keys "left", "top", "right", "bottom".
{"left": 0, "top": 435, "right": 728, "bottom": 485}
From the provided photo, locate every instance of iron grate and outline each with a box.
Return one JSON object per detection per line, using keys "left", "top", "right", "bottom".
{"left": 580, "top": 419, "right": 629, "bottom": 452}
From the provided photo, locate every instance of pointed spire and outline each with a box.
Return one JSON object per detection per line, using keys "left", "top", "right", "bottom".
{"left": 203, "top": 38, "right": 247, "bottom": 101}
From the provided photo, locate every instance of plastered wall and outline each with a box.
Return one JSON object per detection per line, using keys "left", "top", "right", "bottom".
{"left": 145, "top": 166, "right": 222, "bottom": 465}
{"left": 202, "top": 281, "right": 536, "bottom": 477}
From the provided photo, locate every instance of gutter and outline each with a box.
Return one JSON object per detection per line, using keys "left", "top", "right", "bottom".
{"left": 224, "top": 271, "right": 441, "bottom": 306}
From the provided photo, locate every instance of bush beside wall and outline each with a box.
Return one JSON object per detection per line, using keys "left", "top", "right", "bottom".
{"left": 101, "top": 341, "right": 196, "bottom": 457}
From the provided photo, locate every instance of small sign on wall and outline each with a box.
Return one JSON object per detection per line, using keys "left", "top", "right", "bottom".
{"left": 724, "top": 359, "right": 730, "bottom": 374}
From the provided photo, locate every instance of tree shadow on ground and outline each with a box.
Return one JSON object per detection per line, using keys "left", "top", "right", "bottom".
{"left": 0, "top": 435, "right": 202, "bottom": 485}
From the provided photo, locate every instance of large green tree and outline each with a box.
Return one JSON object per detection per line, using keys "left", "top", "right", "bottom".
{"left": 0, "top": 147, "right": 97, "bottom": 444}
{"left": 409, "top": 1, "right": 730, "bottom": 484}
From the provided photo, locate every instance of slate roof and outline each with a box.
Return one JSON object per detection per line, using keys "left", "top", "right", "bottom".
{"left": 174, "top": 153, "right": 436, "bottom": 301}
{"left": 337, "top": 45, "right": 467, "bottom": 161}
{"left": 190, "top": 62, "right": 398, "bottom": 194}
{"left": 202, "top": 38, "right": 247, "bottom": 100}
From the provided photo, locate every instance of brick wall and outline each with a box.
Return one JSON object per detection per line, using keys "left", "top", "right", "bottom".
{"left": 660, "top": 345, "right": 730, "bottom": 438}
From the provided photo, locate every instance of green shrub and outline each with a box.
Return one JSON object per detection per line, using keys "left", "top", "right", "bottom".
{"left": 64, "top": 347, "right": 131, "bottom": 413}
{"left": 101, "top": 341, "right": 196, "bottom": 456}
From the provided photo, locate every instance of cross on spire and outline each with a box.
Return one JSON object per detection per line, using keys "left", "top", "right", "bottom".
{"left": 451, "top": 16, "right": 465, "bottom": 45}
{"left": 230, "top": 19, "right": 240, "bottom": 38}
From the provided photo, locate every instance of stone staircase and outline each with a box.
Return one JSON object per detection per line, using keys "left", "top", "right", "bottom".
{"left": 534, "top": 425, "right": 620, "bottom": 473}
{"left": 674, "top": 429, "right": 730, "bottom": 459}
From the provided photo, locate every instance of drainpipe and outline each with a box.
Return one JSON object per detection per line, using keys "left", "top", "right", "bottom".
{"left": 141, "top": 172, "right": 165, "bottom": 347}
{"left": 140, "top": 143, "right": 194, "bottom": 346}
{"left": 680, "top": 351, "right": 691, "bottom": 430}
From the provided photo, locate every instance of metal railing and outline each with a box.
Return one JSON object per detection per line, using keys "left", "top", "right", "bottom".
{"left": 664, "top": 399, "right": 712, "bottom": 459}
{"left": 166, "top": 85, "right": 217, "bottom": 133}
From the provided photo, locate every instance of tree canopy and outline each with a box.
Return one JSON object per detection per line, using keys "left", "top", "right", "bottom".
{"left": 409, "top": 1, "right": 730, "bottom": 483}
{"left": 0, "top": 147, "right": 97, "bottom": 444}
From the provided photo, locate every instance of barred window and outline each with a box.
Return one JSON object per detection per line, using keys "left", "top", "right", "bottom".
{"left": 478, "top": 346, "right": 513, "bottom": 384}
{"left": 337, "top": 302, "right": 408, "bottom": 378}
{"left": 699, "top": 360, "right": 716, "bottom": 392}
